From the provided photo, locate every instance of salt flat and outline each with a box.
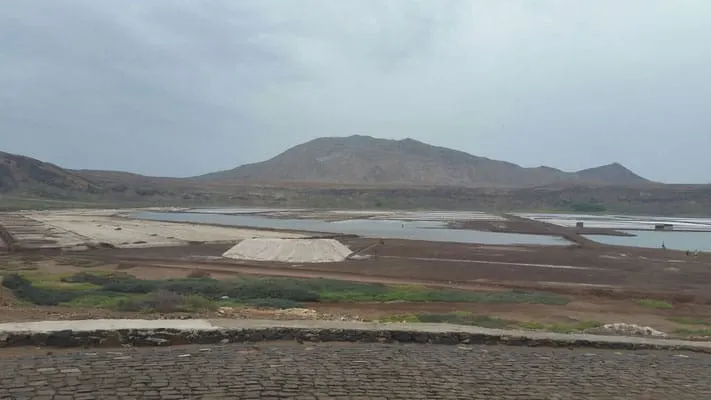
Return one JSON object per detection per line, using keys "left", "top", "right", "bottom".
{"left": 1, "top": 209, "right": 303, "bottom": 250}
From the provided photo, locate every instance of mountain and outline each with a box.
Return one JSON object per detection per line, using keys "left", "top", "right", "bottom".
{"left": 0, "top": 151, "right": 101, "bottom": 195}
{"left": 576, "top": 162, "right": 648, "bottom": 185}
{"left": 198, "top": 135, "right": 650, "bottom": 187}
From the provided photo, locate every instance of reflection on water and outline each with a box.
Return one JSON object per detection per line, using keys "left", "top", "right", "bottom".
{"left": 134, "top": 211, "right": 570, "bottom": 246}
{"left": 584, "top": 230, "right": 711, "bottom": 252}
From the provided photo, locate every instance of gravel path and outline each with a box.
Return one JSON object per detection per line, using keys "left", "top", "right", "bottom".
{"left": 1, "top": 342, "right": 710, "bottom": 399}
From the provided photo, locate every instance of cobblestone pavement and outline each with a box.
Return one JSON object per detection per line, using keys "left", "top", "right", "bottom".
{"left": 1, "top": 342, "right": 710, "bottom": 399}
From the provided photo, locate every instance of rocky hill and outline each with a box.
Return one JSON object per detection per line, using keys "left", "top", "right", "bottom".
{"left": 3, "top": 146, "right": 711, "bottom": 215}
{"left": 198, "top": 135, "right": 649, "bottom": 187}
{"left": 0, "top": 151, "right": 101, "bottom": 196}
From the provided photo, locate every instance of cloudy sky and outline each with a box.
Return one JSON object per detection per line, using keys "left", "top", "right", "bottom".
{"left": 2, "top": 1, "right": 709, "bottom": 183}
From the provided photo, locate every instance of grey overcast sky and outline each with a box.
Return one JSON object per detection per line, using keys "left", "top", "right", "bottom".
{"left": 1, "top": 1, "right": 710, "bottom": 183}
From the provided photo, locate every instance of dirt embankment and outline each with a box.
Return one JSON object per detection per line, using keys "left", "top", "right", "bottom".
{"left": 448, "top": 214, "right": 631, "bottom": 247}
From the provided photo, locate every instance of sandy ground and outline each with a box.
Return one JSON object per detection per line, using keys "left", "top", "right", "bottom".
{"left": 223, "top": 238, "right": 353, "bottom": 263}
{"left": 0, "top": 209, "right": 304, "bottom": 249}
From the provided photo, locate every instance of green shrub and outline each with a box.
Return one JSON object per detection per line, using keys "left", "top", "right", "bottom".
{"left": 102, "top": 278, "right": 160, "bottom": 294}
{"left": 226, "top": 279, "right": 319, "bottom": 302}
{"left": 12, "top": 285, "right": 80, "bottom": 306}
{"left": 637, "top": 299, "right": 673, "bottom": 310}
{"left": 1, "top": 273, "right": 31, "bottom": 290}
{"left": 183, "top": 294, "right": 218, "bottom": 312}
{"left": 113, "top": 297, "right": 145, "bottom": 312}
{"left": 63, "top": 292, "right": 137, "bottom": 309}
{"left": 112, "top": 290, "right": 185, "bottom": 313}
{"left": 2, "top": 273, "right": 87, "bottom": 305}
{"left": 244, "top": 298, "right": 303, "bottom": 309}
{"left": 140, "top": 290, "right": 185, "bottom": 313}
{"left": 160, "top": 278, "right": 228, "bottom": 298}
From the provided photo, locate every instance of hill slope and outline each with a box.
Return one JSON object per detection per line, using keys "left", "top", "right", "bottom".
{"left": 198, "top": 135, "right": 649, "bottom": 187}
{"left": 0, "top": 151, "right": 101, "bottom": 196}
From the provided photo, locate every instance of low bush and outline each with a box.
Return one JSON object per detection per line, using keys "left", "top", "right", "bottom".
{"left": 12, "top": 285, "right": 80, "bottom": 306}
{"left": 102, "top": 278, "right": 160, "bottom": 294}
{"left": 114, "top": 290, "right": 186, "bottom": 313}
{"left": 160, "top": 278, "right": 228, "bottom": 298}
{"left": 226, "top": 279, "right": 320, "bottom": 302}
{"left": 141, "top": 290, "right": 185, "bottom": 313}
{"left": 183, "top": 294, "right": 218, "bottom": 312}
{"left": 1, "top": 273, "right": 31, "bottom": 290}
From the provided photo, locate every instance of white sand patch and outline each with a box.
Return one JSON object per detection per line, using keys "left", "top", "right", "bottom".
{"left": 11, "top": 210, "right": 303, "bottom": 249}
{"left": 223, "top": 238, "right": 352, "bottom": 263}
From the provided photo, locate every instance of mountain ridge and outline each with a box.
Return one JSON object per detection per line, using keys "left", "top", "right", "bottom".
{"left": 197, "top": 135, "right": 649, "bottom": 187}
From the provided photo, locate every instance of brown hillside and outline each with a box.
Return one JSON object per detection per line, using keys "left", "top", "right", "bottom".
{"left": 0, "top": 151, "right": 101, "bottom": 195}
{"left": 197, "top": 135, "right": 650, "bottom": 187}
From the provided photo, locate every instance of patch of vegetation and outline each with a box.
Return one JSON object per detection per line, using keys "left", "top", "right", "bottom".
{"left": 518, "top": 320, "right": 602, "bottom": 333}
{"left": 636, "top": 299, "right": 674, "bottom": 310}
{"left": 309, "top": 281, "right": 569, "bottom": 305}
{"left": 2, "top": 272, "right": 569, "bottom": 313}
{"left": 32, "top": 280, "right": 97, "bottom": 291}
{"left": 1, "top": 273, "right": 32, "bottom": 290}
{"left": 182, "top": 294, "right": 219, "bottom": 312}
{"left": 674, "top": 328, "right": 711, "bottom": 337}
{"left": 381, "top": 312, "right": 513, "bottom": 329}
{"left": 115, "top": 290, "right": 186, "bottom": 313}
{"left": 63, "top": 292, "right": 139, "bottom": 309}
{"left": 517, "top": 322, "right": 546, "bottom": 330}
{"left": 668, "top": 317, "right": 711, "bottom": 326}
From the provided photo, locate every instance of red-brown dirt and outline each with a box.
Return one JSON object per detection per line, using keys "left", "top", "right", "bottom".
{"left": 3, "top": 238, "right": 711, "bottom": 335}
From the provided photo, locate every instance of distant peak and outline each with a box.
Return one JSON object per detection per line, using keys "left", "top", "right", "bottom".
{"left": 589, "top": 162, "right": 628, "bottom": 171}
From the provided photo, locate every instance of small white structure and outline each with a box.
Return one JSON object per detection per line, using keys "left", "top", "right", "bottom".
{"left": 222, "top": 238, "right": 352, "bottom": 263}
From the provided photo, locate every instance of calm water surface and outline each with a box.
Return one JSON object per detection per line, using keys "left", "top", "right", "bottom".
{"left": 134, "top": 211, "right": 570, "bottom": 246}
{"left": 584, "top": 230, "right": 711, "bottom": 252}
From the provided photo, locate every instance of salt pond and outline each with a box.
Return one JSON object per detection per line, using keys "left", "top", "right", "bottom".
{"left": 134, "top": 211, "right": 569, "bottom": 246}
{"left": 515, "top": 213, "right": 711, "bottom": 231}
{"left": 584, "top": 230, "right": 711, "bottom": 252}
